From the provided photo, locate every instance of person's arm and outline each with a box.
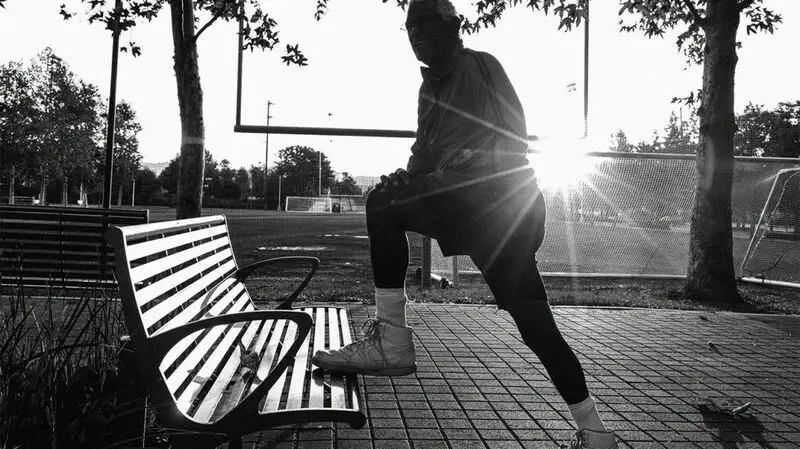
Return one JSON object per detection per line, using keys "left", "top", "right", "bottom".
{"left": 406, "top": 84, "right": 435, "bottom": 175}
{"left": 478, "top": 52, "right": 528, "bottom": 154}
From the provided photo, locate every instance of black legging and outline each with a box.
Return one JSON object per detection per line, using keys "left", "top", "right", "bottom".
{"left": 366, "top": 188, "right": 589, "bottom": 404}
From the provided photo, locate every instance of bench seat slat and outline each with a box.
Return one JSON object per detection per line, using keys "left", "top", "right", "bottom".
{"left": 249, "top": 319, "right": 286, "bottom": 396}
{"left": 165, "top": 293, "right": 254, "bottom": 394}
{"left": 130, "top": 237, "right": 230, "bottom": 284}
{"left": 1, "top": 232, "right": 111, "bottom": 245}
{"left": 136, "top": 247, "right": 234, "bottom": 307}
{"left": 189, "top": 319, "right": 264, "bottom": 422}
{"left": 142, "top": 260, "right": 236, "bottom": 329}
{"left": 329, "top": 308, "right": 346, "bottom": 409}
{"left": 156, "top": 279, "right": 244, "bottom": 337}
{"left": 174, "top": 321, "right": 250, "bottom": 415}
{"left": 309, "top": 308, "right": 327, "bottom": 408}
{"left": 205, "top": 317, "right": 279, "bottom": 423}
{"left": 127, "top": 224, "right": 228, "bottom": 261}
{"left": 142, "top": 260, "right": 238, "bottom": 331}
{"left": 338, "top": 307, "right": 360, "bottom": 411}
{"left": 0, "top": 261, "right": 114, "bottom": 273}
{"left": 159, "top": 284, "right": 249, "bottom": 370}
{"left": 1, "top": 221, "right": 119, "bottom": 234}
{"left": 261, "top": 322, "right": 298, "bottom": 413}
{"left": 284, "top": 308, "right": 313, "bottom": 410}
{"left": 1, "top": 250, "right": 114, "bottom": 262}
{"left": 1, "top": 206, "right": 147, "bottom": 221}
{"left": 0, "top": 241, "right": 113, "bottom": 253}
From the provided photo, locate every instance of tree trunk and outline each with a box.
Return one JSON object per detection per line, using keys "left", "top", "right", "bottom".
{"left": 9, "top": 166, "right": 15, "bottom": 204}
{"left": 61, "top": 176, "right": 68, "bottom": 205}
{"left": 170, "top": 0, "right": 205, "bottom": 219}
{"left": 686, "top": 0, "right": 741, "bottom": 303}
{"left": 117, "top": 172, "right": 124, "bottom": 206}
{"left": 40, "top": 172, "right": 48, "bottom": 205}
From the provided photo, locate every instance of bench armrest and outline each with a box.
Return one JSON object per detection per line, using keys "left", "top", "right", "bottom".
{"left": 236, "top": 256, "right": 320, "bottom": 309}
{"left": 149, "top": 309, "right": 313, "bottom": 358}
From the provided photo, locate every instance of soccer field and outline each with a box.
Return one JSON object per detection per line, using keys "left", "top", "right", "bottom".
{"left": 147, "top": 206, "right": 756, "bottom": 281}
{"left": 433, "top": 219, "right": 756, "bottom": 278}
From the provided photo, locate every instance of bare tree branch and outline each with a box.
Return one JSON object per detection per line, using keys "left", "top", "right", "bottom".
{"left": 737, "top": 0, "right": 757, "bottom": 13}
{"left": 682, "top": 0, "right": 706, "bottom": 28}
{"left": 194, "top": 7, "right": 224, "bottom": 42}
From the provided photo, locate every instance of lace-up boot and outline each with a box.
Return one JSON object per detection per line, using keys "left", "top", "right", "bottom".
{"left": 563, "top": 429, "right": 619, "bottom": 449}
{"left": 311, "top": 319, "right": 416, "bottom": 376}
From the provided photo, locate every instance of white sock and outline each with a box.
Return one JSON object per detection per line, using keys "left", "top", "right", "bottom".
{"left": 568, "top": 395, "right": 608, "bottom": 432}
{"left": 375, "top": 288, "right": 407, "bottom": 327}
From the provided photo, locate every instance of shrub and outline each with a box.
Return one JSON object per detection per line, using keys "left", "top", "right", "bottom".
{"left": 0, "top": 285, "right": 156, "bottom": 448}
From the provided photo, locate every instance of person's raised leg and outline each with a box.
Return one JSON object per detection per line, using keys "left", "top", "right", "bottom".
{"left": 311, "top": 188, "right": 421, "bottom": 376}
{"left": 473, "top": 249, "right": 617, "bottom": 449}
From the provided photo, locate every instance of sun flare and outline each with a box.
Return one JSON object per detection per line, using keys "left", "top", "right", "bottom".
{"left": 528, "top": 136, "right": 599, "bottom": 190}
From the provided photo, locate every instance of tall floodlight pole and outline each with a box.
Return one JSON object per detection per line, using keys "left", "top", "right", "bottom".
{"left": 583, "top": 0, "right": 590, "bottom": 139}
{"left": 103, "top": 0, "right": 122, "bottom": 209}
{"left": 277, "top": 174, "right": 283, "bottom": 211}
{"left": 264, "top": 100, "right": 273, "bottom": 210}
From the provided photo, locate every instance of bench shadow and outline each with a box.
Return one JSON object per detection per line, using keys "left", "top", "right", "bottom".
{"left": 697, "top": 403, "right": 776, "bottom": 449}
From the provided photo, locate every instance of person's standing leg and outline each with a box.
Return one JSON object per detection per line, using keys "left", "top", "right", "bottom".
{"left": 472, "top": 235, "right": 618, "bottom": 448}
{"left": 311, "top": 188, "right": 426, "bottom": 376}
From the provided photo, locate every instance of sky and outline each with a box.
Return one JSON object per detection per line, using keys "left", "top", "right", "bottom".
{"left": 1, "top": 0, "right": 798, "bottom": 178}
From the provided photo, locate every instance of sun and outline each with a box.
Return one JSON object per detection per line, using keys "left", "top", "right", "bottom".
{"left": 527, "top": 135, "right": 600, "bottom": 190}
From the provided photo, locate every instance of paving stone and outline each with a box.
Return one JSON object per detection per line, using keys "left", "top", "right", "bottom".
{"left": 249, "top": 304, "right": 800, "bottom": 448}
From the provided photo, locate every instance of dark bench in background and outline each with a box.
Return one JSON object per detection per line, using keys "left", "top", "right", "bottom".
{"left": 0, "top": 205, "right": 149, "bottom": 295}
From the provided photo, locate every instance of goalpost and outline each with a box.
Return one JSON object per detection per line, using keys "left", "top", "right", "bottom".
{"left": 740, "top": 167, "right": 800, "bottom": 288}
{"left": 231, "top": 12, "right": 799, "bottom": 289}
{"left": 284, "top": 195, "right": 366, "bottom": 213}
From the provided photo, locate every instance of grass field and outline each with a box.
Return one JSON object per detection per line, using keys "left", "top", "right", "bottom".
{"left": 141, "top": 206, "right": 800, "bottom": 314}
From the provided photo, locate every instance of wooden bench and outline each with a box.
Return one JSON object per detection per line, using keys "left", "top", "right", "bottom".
{"left": 0, "top": 205, "right": 149, "bottom": 294}
{"left": 105, "top": 215, "right": 365, "bottom": 446}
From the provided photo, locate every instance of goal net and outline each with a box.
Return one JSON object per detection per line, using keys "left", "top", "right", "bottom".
{"left": 740, "top": 168, "right": 800, "bottom": 287}
{"left": 428, "top": 155, "right": 800, "bottom": 284}
{"left": 284, "top": 195, "right": 366, "bottom": 213}
{"left": 285, "top": 196, "right": 332, "bottom": 213}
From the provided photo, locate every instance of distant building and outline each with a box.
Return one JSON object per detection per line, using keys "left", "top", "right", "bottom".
{"left": 142, "top": 161, "right": 169, "bottom": 176}
{"left": 354, "top": 175, "right": 379, "bottom": 194}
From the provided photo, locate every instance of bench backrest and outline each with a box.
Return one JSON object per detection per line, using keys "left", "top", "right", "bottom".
{"left": 0, "top": 205, "right": 149, "bottom": 289}
{"left": 105, "top": 215, "right": 253, "bottom": 340}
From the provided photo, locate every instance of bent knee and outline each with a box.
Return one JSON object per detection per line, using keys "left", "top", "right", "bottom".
{"left": 366, "top": 188, "right": 391, "bottom": 212}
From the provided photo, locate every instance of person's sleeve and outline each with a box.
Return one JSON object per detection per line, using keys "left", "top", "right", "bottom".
{"left": 480, "top": 52, "right": 528, "bottom": 154}
{"left": 406, "top": 84, "right": 435, "bottom": 174}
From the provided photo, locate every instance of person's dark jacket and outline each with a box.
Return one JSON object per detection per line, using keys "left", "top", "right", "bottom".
{"left": 404, "top": 46, "right": 544, "bottom": 258}
{"left": 406, "top": 46, "right": 529, "bottom": 177}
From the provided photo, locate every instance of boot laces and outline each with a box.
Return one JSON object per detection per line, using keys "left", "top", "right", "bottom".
{"left": 344, "top": 318, "right": 382, "bottom": 351}
{"left": 360, "top": 318, "right": 381, "bottom": 341}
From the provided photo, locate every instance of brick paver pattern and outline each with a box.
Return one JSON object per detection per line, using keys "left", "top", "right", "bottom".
{"left": 247, "top": 304, "right": 800, "bottom": 449}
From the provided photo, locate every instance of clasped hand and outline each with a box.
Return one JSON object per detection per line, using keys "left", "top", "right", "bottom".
{"left": 376, "top": 168, "right": 411, "bottom": 195}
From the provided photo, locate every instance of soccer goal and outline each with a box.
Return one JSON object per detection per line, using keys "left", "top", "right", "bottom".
{"left": 740, "top": 168, "right": 800, "bottom": 288}
{"left": 284, "top": 195, "right": 366, "bottom": 213}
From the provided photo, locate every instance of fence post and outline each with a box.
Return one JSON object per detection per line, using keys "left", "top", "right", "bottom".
{"left": 422, "top": 236, "right": 431, "bottom": 289}
{"left": 451, "top": 256, "right": 460, "bottom": 289}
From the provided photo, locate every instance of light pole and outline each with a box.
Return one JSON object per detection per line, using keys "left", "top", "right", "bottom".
{"left": 277, "top": 173, "right": 284, "bottom": 211}
{"left": 583, "top": 0, "right": 590, "bottom": 139}
{"left": 264, "top": 100, "right": 273, "bottom": 210}
{"left": 102, "top": 0, "right": 122, "bottom": 209}
{"left": 318, "top": 151, "right": 322, "bottom": 197}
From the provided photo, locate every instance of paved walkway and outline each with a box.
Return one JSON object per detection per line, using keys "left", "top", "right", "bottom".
{"left": 248, "top": 304, "right": 800, "bottom": 449}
